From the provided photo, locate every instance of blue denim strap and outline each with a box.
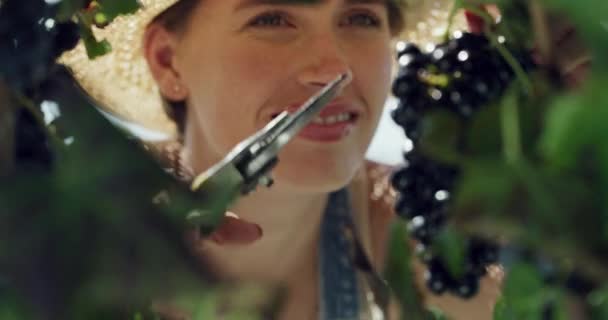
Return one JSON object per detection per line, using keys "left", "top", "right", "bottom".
{"left": 318, "top": 188, "right": 361, "bottom": 320}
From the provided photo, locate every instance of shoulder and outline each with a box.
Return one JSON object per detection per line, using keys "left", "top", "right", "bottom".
{"left": 358, "top": 160, "right": 398, "bottom": 270}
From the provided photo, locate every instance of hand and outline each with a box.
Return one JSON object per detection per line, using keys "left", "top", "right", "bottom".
{"left": 202, "top": 211, "right": 263, "bottom": 245}
{"left": 158, "top": 142, "right": 264, "bottom": 246}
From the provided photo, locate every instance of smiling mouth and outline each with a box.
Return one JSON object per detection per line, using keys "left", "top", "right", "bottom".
{"left": 270, "top": 111, "right": 360, "bottom": 125}
{"left": 269, "top": 109, "right": 360, "bottom": 143}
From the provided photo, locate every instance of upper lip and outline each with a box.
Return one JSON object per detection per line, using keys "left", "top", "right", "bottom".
{"left": 267, "top": 99, "right": 363, "bottom": 119}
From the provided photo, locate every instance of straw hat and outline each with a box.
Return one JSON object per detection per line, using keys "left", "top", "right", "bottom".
{"left": 59, "top": 0, "right": 467, "bottom": 141}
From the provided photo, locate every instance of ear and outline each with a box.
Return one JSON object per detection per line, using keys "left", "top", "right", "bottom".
{"left": 143, "top": 23, "right": 189, "bottom": 101}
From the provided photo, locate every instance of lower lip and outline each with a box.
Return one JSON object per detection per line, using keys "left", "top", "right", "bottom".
{"left": 297, "top": 120, "right": 356, "bottom": 142}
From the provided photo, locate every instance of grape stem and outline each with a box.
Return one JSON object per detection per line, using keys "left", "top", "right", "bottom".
{"left": 0, "top": 81, "right": 16, "bottom": 175}
{"left": 443, "top": 0, "right": 464, "bottom": 41}
{"left": 500, "top": 90, "right": 523, "bottom": 165}
{"left": 486, "top": 30, "right": 534, "bottom": 95}
{"left": 529, "top": 1, "right": 555, "bottom": 70}
{"left": 459, "top": 4, "right": 535, "bottom": 94}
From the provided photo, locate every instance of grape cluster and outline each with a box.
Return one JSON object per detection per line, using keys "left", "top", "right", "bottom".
{"left": 391, "top": 152, "right": 458, "bottom": 243}
{"left": 391, "top": 151, "right": 500, "bottom": 298}
{"left": 390, "top": 31, "right": 534, "bottom": 299}
{"left": 423, "top": 238, "right": 500, "bottom": 298}
{"left": 391, "top": 31, "right": 535, "bottom": 140}
{"left": 0, "top": 0, "right": 80, "bottom": 90}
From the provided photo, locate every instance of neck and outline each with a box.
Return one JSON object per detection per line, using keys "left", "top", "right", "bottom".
{"left": 183, "top": 124, "right": 330, "bottom": 282}
{"left": 203, "top": 177, "right": 330, "bottom": 283}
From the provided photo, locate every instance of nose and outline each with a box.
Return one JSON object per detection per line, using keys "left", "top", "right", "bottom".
{"left": 296, "top": 34, "right": 354, "bottom": 89}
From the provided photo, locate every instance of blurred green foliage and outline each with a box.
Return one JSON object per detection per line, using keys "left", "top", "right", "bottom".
{"left": 1, "top": 0, "right": 608, "bottom": 319}
{"left": 385, "top": 0, "right": 608, "bottom": 319}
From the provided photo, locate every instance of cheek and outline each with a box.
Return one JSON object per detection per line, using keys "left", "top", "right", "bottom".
{"left": 184, "top": 41, "right": 290, "bottom": 152}
{"left": 352, "top": 43, "right": 393, "bottom": 118}
{"left": 214, "top": 42, "right": 288, "bottom": 119}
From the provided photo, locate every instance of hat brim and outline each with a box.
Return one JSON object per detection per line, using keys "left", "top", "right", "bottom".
{"left": 59, "top": 0, "right": 466, "bottom": 142}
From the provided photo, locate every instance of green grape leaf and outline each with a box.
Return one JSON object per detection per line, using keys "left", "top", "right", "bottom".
{"left": 538, "top": 93, "right": 589, "bottom": 169}
{"left": 79, "top": 25, "right": 113, "bottom": 59}
{"left": 427, "top": 306, "right": 449, "bottom": 320}
{"left": 452, "top": 160, "right": 516, "bottom": 218}
{"left": 84, "top": 38, "right": 112, "bottom": 62}
{"left": 383, "top": 221, "right": 427, "bottom": 320}
{"left": 589, "top": 286, "right": 608, "bottom": 320}
{"left": 97, "top": 0, "right": 141, "bottom": 22}
{"left": 493, "top": 298, "right": 515, "bottom": 320}
{"left": 502, "top": 263, "right": 544, "bottom": 307}
{"left": 419, "top": 110, "right": 464, "bottom": 165}
{"left": 57, "top": 0, "right": 89, "bottom": 21}
{"left": 466, "top": 102, "right": 503, "bottom": 158}
{"left": 504, "top": 263, "right": 542, "bottom": 297}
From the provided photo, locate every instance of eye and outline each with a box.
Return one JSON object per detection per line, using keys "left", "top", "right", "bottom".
{"left": 344, "top": 11, "right": 382, "bottom": 28}
{"left": 248, "top": 12, "right": 293, "bottom": 28}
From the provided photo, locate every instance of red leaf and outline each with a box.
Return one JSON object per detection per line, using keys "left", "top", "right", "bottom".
{"left": 465, "top": 10, "right": 485, "bottom": 34}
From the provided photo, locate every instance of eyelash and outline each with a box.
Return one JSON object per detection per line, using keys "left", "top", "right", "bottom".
{"left": 343, "top": 12, "right": 381, "bottom": 28}
{"left": 247, "top": 10, "right": 382, "bottom": 29}
{"left": 248, "top": 12, "right": 292, "bottom": 28}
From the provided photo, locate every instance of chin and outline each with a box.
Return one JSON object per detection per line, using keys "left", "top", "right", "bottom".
{"left": 271, "top": 152, "right": 363, "bottom": 194}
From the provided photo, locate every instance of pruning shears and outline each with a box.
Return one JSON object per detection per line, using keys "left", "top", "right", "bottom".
{"left": 186, "top": 74, "right": 348, "bottom": 234}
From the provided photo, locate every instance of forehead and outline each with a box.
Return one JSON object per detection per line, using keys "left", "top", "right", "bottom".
{"left": 234, "top": 0, "right": 389, "bottom": 8}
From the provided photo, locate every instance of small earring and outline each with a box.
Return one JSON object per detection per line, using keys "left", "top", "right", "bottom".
{"left": 173, "top": 84, "right": 181, "bottom": 93}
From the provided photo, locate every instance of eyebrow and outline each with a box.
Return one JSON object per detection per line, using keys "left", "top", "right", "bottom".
{"left": 234, "top": 0, "right": 388, "bottom": 12}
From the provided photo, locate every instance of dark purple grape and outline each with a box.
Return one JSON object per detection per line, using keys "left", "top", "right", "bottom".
{"left": 396, "top": 41, "right": 422, "bottom": 58}
{"left": 450, "top": 31, "right": 490, "bottom": 51}
{"left": 430, "top": 45, "right": 449, "bottom": 63}
{"left": 477, "top": 242, "right": 500, "bottom": 265}
{"left": 565, "top": 271, "right": 595, "bottom": 296}
{"left": 390, "top": 104, "right": 420, "bottom": 128}
{"left": 425, "top": 86, "right": 446, "bottom": 106}
{"left": 450, "top": 274, "right": 480, "bottom": 299}
{"left": 394, "top": 193, "right": 422, "bottom": 219}
{"left": 404, "top": 122, "right": 423, "bottom": 142}
{"left": 390, "top": 105, "right": 426, "bottom": 142}
{"left": 390, "top": 168, "right": 413, "bottom": 191}
{"left": 403, "top": 150, "right": 424, "bottom": 166}
{"left": 436, "top": 54, "right": 461, "bottom": 73}
{"left": 398, "top": 52, "right": 431, "bottom": 71}
{"left": 53, "top": 22, "right": 80, "bottom": 55}
{"left": 425, "top": 259, "right": 453, "bottom": 295}
{"left": 408, "top": 215, "right": 445, "bottom": 244}
{"left": 392, "top": 71, "right": 423, "bottom": 99}
{"left": 465, "top": 261, "right": 487, "bottom": 278}
{"left": 398, "top": 91, "right": 433, "bottom": 113}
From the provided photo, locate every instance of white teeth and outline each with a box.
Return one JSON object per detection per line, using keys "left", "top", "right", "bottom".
{"left": 325, "top": 115, "right": 339, "bottom": 124}
{"left": 312, "top": 117, "right": 325, "bottom": 124}
{"left": 312, "top": 112, "right": 354, "bottom": 125}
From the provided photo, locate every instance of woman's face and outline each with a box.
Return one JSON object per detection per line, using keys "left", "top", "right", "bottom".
{"left": 169, "top": 0, "right": 394, "bottom": 193}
